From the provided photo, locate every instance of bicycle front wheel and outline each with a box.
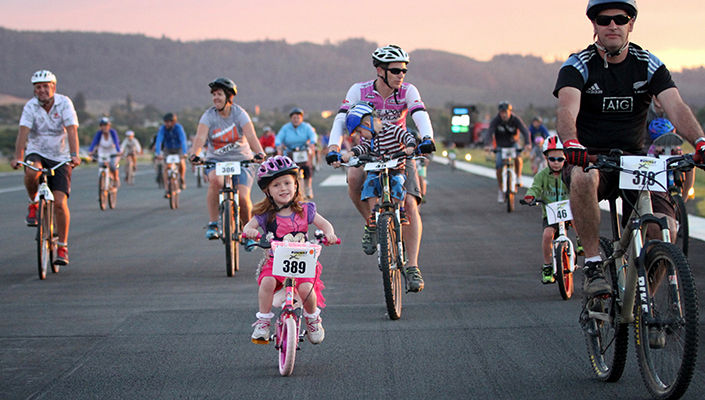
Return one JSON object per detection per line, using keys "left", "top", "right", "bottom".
{"left": 98, "top": 171, "right": 107, "bottom": 210}
{"left": 506, "top": 171, "right": 514, "bottom": 213}
{"left": 635, "top": 242, "right": 698, "bottom": 399}
{"left": 36, "top": 198, "right": 53, "bottom": 280}
{"left": 278, "top": 316, "right": 297, "bottom": 376}
{"left": 555, "top": 242, "right": 574, "bottom": 300}
{"left": 169, "top": 174, "right": 179, "bottom": 209}
{"left": 672, "top": 194, "right": 689, "bottom": 258}
{"left": 108, "top": 178, "right": 117, "bottom": 209}
{"left": 582, "top": 236, "right": 629, "bottom": 382}
{"left": 125, "top": 158, "right": 135, "bottom": 185}
{"left": 378, "top": 213, "right": 402, "bottom": 320}
{"left": 221, "top": 199, "right": 238, "bottom": 277}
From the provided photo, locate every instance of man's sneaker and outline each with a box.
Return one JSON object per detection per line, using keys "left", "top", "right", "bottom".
{"left": 251, "top": 318, "right": 271, "bottom": 344}
{"left": 55, "top": 246, "right": 69, "bottom": 266}
{"left": 205, "top": 223, "right": 219, "bottom": 240}
{"left": 399, "top": 209, "right": 410, "bottom": 226}
{"left": 497, "top": 189, "right": 504, "bottom": 203}
{"left": 362, "top": 225, "right": 376, "bottom": 255}
{"left": 542, "top": 264, "right": 555, "bottom": 284}
{"left": 583, "top": 261, "right": 611, "bottom": 297}
{"left": 26, "top": 203, "right": 38, "bottom": 226}
{"left": 576, "top": 237, "right": 585, "bottom": 256}
{"left": 406, "top": 266, "right": 425, "bottom": 292}
{"left": 305, "top": 315, "right": 325, "bottom": 344}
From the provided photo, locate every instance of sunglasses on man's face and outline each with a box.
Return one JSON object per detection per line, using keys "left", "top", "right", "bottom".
{"left": 384, "top": 67, "right": 408, "bottom": 75}
{"left": 547, "top": 156, "right": 566, "bottom": 163}
{"left": 594, "top": 14, "right": 631, "bottom": 26}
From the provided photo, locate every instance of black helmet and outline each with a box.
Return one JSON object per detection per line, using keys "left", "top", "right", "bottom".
{"left": 208, "top": 78, "right": 237, "bottom": 98}
{"left": 163, "top": 112, "right": 176, "bottom": 122}
{"left": 289, "top": 107, "right": 304, "bottom": 117}
{"left": 586, "top": 0, "right": 638, "bottom": 20}
{"left": 498, "top": 101, "right": 512, "bottom": 112}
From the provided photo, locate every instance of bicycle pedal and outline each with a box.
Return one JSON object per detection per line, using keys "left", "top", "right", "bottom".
{"left": 251, "top": 338, "right": 270, "bottom": 345}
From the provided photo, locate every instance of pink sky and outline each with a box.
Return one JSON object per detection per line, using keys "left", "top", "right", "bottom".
{"left": 3, "top": 0, "right": 704, "bottom": 71}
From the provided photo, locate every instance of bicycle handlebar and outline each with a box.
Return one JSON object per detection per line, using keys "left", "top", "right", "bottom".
{"left": 519, "top": 198, "right": 546, "bottom": 206}
{"left": 585, "top": 150, "right": 704, "bottom": 174}
{"left": 18, "top": 160, "right": 72, "bottom": 173}
{"left": 342, "top": 151, "right": 424, "bottom": 168}
{"left": 189, "top": 155, "right": 257, "bottom": 167}
{"left": 242, "top": 231, "right": 340, "bottom": 248}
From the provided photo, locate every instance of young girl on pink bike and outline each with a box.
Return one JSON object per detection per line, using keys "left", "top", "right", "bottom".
{"left": 242, "top": 155, "right": 337, "bottom": 345}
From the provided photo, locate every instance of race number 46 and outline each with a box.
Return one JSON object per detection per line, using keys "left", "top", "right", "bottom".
{"left": 619, "top": 156, "right": 666, "bottom": 192}
{"left": 546, "top": 200, "right": 572, "bottom": 225}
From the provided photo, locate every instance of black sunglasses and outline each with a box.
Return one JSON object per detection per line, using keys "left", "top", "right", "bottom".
{"left": 547, "top": 156, "right": 566, "bottom": 162}
{"left": 594, "top": 14, "right": 631, "bottom": 26}
{"left": 384, "top": 67, "right": 408, "bottom": 75}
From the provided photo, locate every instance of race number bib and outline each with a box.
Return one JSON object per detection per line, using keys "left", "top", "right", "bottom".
{"left": 37, "top": 182, "right": 54, "bottom": 202}
{"left": 500, "top": 147, "right": 516, "bottom": 160}
{"left": 271, "top": 242, "right": 320, "bottom": 279}
{"left": 545, "top": 200, "right": 572, "bottom": 225}
{"left": 215, "top": 161, "right": 241, "bottom": 176}
{"left": 364, "top": 158, "right": 400, "bottom": 171}
{"left": 619, "top": 156, "right": 667, "bottom": 192}
{"left": 292, "top": 150, "right": 308, "bottom": 163}
{"left": 165, "top": 154, "right": 181, "bottom": 164}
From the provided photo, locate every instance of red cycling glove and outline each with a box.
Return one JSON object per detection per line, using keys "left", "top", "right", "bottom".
{"left": 524, "top": 195, "right": 535, "bottom": 204}
{"left": 563, "top": 139, "right": 589, "bottom": 168}
{"left": 694, "top": 139, "right": 705, "bottom": 164}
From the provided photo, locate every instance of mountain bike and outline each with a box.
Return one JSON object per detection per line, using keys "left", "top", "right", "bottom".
{"left": 243, "top": 231, "right": 339, "bottom": 376}
{"left": 96, "top": 154, "right": 117, "bottom": 210}
{"left": 651, "top": 133, "right": 689, "bottom": 257}
{"left": 165, "top": 154, "right": 182, "bottom": 209}
{"left": 18, "top": 160, "right": 71, "bottom": 280}
{"left": 578, "top": 150, "right": 700, "bottom": 399}
{"left": 495, "top": 147, "right": 518, "bottom": 212}
{"left": 520, "top": 198, "right": 578, "bottom": 300}
{"left": 194, "top": 157, "right": 256, "bottom": 277}
{"left": 344, "top": 151, "right": 420, "bottom": 320}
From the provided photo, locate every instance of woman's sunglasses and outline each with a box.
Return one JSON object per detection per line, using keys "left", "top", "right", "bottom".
{"left": 547, "top": 156, "right": 566, "bottom": 162}
{"left": 383, "top": 67, "right": 408, "bottom": 75}
{"left": 594, "top": 14, "right": 631, "bottom": 26}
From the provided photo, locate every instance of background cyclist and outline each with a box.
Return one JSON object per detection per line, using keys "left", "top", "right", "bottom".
{"left": 276, "top": 107, "right": 317, "bottom": 199}
{"left": 11, "top": 70, "right": 81, "bottom": 266}
{"left": 325, "top": 44, "right": 435, "bottom": 293}
{"left": 485, "top": 101, "right": 531, "bottom": 203}
{"left": 120, "top": 130, "right": 142, "bottom": 182}
{"left": 155, "top": 112, "right": 188, "bottom": 192}
{"left": 187, "top": 78, "right": 265, "bottom": 240}
{"left": 554, "top": 0, "right": 705, "bottom": 297}
{"left": 88, "top": 117, "right": 121, "bottom": 188}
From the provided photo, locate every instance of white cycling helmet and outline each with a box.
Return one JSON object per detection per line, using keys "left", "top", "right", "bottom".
{"left": 126, "top": 130, "right": 135, "bottom": 136}
{"left": 372, "top": 45, "right": 410, "bottom": 67}
{"left": 31, "top": 70, "right": 57, "bottom": 84}
{"left": 543, "top": 135, "right": 564, "bottom": 154}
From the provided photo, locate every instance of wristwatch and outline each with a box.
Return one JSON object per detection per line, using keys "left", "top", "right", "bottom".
{"left": 70, "top": 152, "right": 78, "bottom": 157}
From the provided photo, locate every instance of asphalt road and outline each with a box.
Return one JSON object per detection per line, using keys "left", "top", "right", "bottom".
{"left": 1, "top": 160, "right": 704, "bottom": 400}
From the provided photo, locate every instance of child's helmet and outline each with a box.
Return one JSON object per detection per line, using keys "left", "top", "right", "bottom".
{"left": 648, "top": 118, "right": 676, "bottom": 141}
{"left": 345, "top": 101, "right": 377, "bottom": 134}
{"left": 543, "top": 135, "right": 564, "bottom": 154}
{"left": 534, "top": 136, "right": 545, "bottom": 146}
{"left": 256, "top": 155, "right": 299, "bottom": 190}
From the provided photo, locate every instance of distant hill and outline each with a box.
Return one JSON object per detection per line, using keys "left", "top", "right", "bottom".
{"left": 2, "top": 27, "right": 704, "bottom": 112}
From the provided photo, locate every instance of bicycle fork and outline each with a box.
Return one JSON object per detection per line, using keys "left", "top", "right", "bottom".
{"left": 501, "top": 165, "right": 516, "bottom": 194}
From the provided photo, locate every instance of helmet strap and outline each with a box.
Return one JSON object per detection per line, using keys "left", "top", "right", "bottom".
{"left": 594, "top": 38, "right": 629, "bottom": 68}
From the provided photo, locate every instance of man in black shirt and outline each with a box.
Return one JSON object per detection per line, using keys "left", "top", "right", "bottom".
{"left": 554, "top": 0, "right": 705, "bottom": 296}
{"left": 486, "top": 101, "right": 531, "bottom": 202}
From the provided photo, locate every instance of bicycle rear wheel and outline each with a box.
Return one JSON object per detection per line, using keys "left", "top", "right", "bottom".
{"left": 98, "top": 171, "right": 107, "bottom": 210}
{"left": 169, "top": 174, "right": 179, "bottom": 209}
{"left": 555, "top": 242, "right": 574, "bottom": 300}
{"left": 635, "top": 242, "right": 698, "bottom": 399}
{"left": 278, "top": 316, "right": 297, "bottom": 376}
{"left": 378, "top": 213, "right": 402, "bottom": 320}
{"left": 581, "top": 236, "right": 628, "bottom": 382}
{"left": 125, "top": 158, "right": 135, "bottom": 185}
{"left": 221, "top": 199, "right": 238, "bottom": 276}
{"left": 36, "top": 198, "right": 53, "bottom": 280}
{"left": 672, "top": 194, "right": 689, "bottom": 257}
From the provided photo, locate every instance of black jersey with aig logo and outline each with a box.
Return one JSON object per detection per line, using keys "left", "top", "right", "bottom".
{"left": 553, "top": 43, "right": 676, "bottom": 154}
